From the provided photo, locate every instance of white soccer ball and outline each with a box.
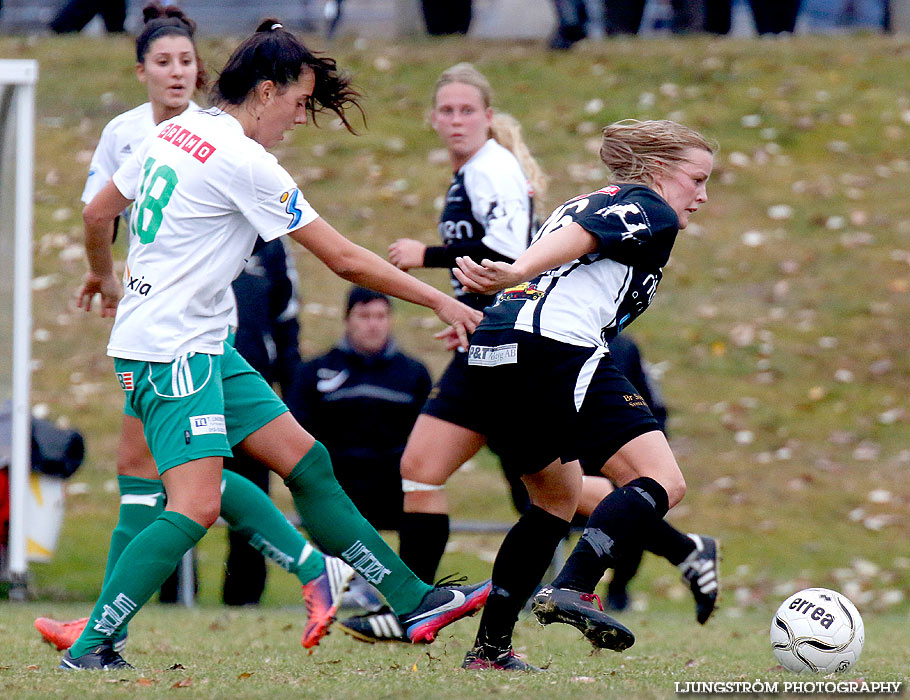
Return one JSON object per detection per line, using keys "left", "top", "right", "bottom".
{"left": 770, "top": 587, "right": 864, "bottom": 673}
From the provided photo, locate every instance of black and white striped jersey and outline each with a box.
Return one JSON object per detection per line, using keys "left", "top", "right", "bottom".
{"left": 427, "top": 139, "right": 534, "bottom": 310}
{"left": 478, "top": 184, "right": 679, "bottom": 348}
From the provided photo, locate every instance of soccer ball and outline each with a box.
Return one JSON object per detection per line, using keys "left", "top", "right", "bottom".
{"left": 770, "top": 587, "right": 864, "bottom": 673}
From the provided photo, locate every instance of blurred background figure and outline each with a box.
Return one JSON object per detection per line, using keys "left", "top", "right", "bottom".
{"left": 704, "top": 0, "right": 802, "bottom": 34}
{"left": 287, "top": 287, "right": 431, "bottom": 609}
{"left": 800, "top": 0, "right": 888, "bottom": 32}
{"left": 548, "top": 0, "right": 588, "bottom": 49}
{"left": 422, "top": 0, "right": 472, "bottom": 34}
{"left": 548, "top": 0, "right": 707, "bottom": 49}
{"left": 49, "top": 0, "right": 126, "bottom": 33}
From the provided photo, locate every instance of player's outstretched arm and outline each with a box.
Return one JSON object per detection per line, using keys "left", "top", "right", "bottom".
{"left": 454, "top": 221, "right": 598, "bottom": 295}
{"left": 79, "top": 180, "right": 132, "bottom": 317}
{"left": 290, "top": 217, "right": 482, "bottom": 348}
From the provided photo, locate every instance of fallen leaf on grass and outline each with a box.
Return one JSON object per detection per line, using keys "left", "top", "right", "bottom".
{"left": 167, "top": 663, "right": 185, "bottom": 671}
{"left": 171, "top": 677, "right": 192, "bottom": 688}
{"left": 238, "top": 672, "right": 253, "bottom": 679}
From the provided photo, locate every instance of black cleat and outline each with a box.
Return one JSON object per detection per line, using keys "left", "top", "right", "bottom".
{"left": 339, "top": 605, "right": 408, "bottom": 644}
{"left": 462, "top": 643, "right": 543, "bottom": 672}
{"left": 679, "top": 534, "right": 719, "bottom": 624}
{"left": 59, "top": 642, "right": 134, "bottom": 670}
{"left": 532, "top": 586, "right": 635, "bottom": 651}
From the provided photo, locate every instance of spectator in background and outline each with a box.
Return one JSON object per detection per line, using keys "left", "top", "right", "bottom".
{"left": 800, "top": 0, "right": 887, "bottom": 32}
{"left": 422, "top": 0, "right": 471, "bottom": 34}
{"left": 549, "top": 0, "right": 705, "bottom": 50}
{"left": 220, "top": 238, "right": 304, "bottom": 606}
{"left": 549, "top": 0, "right": 588, "bottom": 49}
{"left": 705, "top": 0, "right": 802, "bottom": 35}
{"left": 287, "top": 287, "right": 431, "bottom": 609}
{"left": 49, "top": 0, "right": 126, "bottom": 33}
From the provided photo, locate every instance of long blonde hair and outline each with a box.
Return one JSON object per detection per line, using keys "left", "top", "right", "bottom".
{"left": 434, "top": 62, "right": 548, "bottom": 203}
{"left": 599, "top": 119, "right": 715, "bottom": 187}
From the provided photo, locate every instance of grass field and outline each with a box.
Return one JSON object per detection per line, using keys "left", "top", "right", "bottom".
{"left": 0, "top": 28, "right": 908, "bottom": 696}
{"left": 4, "top": 603, "right": 908, "bottom": 699}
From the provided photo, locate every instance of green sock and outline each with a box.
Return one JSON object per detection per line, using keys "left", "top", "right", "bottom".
{"left": 220, "top": 469, "right": 325, "bottom": 584}
{"left": 99, "top": 476, "right": 165, "bottom": 642}
{"left": 70, "top": 511, "right": 207, "bottom": 658}
{"left": 284, "top": 441, "right": 431, "bottom": 615}
{"left": 103, "top": 476, "right": 165, "bottom": 586}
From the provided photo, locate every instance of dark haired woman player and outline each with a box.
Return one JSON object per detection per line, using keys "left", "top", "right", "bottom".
{"left": 61, "top": 19, "right": 489, "bottom": 671}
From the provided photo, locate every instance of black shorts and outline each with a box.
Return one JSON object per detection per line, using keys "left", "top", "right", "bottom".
{"left": 465, "top": 328, "right": 661, "bottom": 477}
{"left": 422, "top": 349, "right": 486, "bottom": 433}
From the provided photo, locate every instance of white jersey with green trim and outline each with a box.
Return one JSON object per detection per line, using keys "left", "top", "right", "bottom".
{"left": 107, "top": 108, "right": 318, "bottom": 362}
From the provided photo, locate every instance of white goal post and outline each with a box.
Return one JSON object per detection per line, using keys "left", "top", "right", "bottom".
{"left": 0, "top": 59, "right": 38, "bottom": 599}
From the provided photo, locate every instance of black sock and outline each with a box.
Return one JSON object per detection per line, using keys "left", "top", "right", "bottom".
{"left": 608, "top": 547, "right": 643, "bottom": 594}
{"left": 475, "top": 506, "right": 571, "bottom": 650}
{"left": 646, "top": 519, "right": 695, "bottom": 565}
{"left": 552, "top": 476, "right": 669, "bottom": 593}
{"left": 398, "top": 512, "right": 449, "bottom": 584}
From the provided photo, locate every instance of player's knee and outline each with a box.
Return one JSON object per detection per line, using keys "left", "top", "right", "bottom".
{"left": 663, "top": 473, "right": 686, "bottom": 508}
{"left": 400, "top": 450, "right": 443, "bottom": 485}
{"left": 194, "top": 499, "right": 221, "bottom": 529}
{"left": 169, "top": 492, "right": 221, "bottom": 528}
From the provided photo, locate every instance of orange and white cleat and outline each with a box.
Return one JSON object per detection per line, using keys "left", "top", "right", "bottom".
{"left": 35, "top": 617, "right": 88, "bottom": 651}
{"left": 300, "top": 557, "right": 356, "bottom": 649}
{"left": 35, "top": 616, "right": 127, "bottom": 652}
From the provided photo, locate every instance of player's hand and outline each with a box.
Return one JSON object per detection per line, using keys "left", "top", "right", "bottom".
{"left": 76, "top": 270, "right": 122, "bottom": 318}
{"left": 388, "top": 238, "right": 426, "bottom": 270}
{"left": 434, "top": 325, "right": 466, "bottom": 352}
{"left": 432, "top": 296, "right": 482, "bottom": 351}
{"left": 453, "top": 256, "right": 521, "bottom": 294}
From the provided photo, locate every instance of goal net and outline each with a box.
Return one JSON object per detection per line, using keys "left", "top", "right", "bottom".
{"left": 0, "top": 59, "right": 38, "bottom": 598}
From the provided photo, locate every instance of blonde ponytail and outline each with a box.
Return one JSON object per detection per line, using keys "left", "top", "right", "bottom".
{"left": 490, "top": 112, "right": 548, "bottom": 206}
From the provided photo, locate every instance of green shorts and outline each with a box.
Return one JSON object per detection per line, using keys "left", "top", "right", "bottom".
{"left": 114, "top": 343, "right": 287, "bottom": 474}
{"left": 122, "top": 332, "right": 237, "bottom": 419}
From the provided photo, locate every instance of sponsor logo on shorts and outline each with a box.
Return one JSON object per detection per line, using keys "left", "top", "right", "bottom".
{"left": 116, "top": 372, "right": 134, "bottom": 391}
{"left": 467, "top": 343, "right": 518, "bottom": 367}
{"left": 189, "top": 414, "right": 227, "bottom": 436}
{"left": 623, "top": 393, "right": 647, "bottom": 409}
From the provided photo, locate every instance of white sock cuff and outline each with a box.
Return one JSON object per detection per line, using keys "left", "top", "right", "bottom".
{"left": 120, "top": 493, "right": 162, "bottom": 507}
{"left": 401, "top": 479, "right": 445, "bottom": 493}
